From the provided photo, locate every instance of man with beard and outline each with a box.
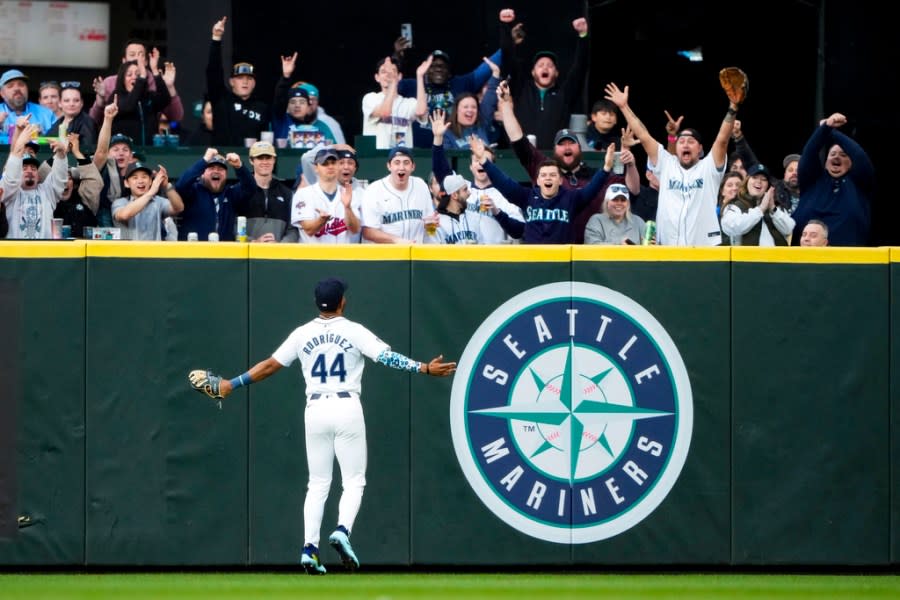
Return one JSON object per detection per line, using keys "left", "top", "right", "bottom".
{"left": 429, "top": 109, "right": 524, "bottom": 243}
{"left": 293, "top": 148, "right": 362, "bottom": 244}
{"left": 1, "top": 123, "right": 68, "bottom": 238}
{"left": 206, "top": 17, "right": 270, "bottom": 146}
{"left": 605, "top": 80, "right": 737, "bottom": 246}
{"left": 790, "top": 112, "right": 873, "bottom": 246}
{"left": 0, "top": 69, "right": 56, "bottom": 143}
{"left": 502, "top": 13, "right": 590, "bottom": 150}
{"left": 776, "top": 153, "right": 801, "bottom": 214}
{"left": 235, "top": 141, "right": 297, "bottom": 242}
{"left": 421, "top": 173, "right": 479, "bottom": 244}
{"left": 496, "top": 80, "right": 639, "bottom": 243}
{"left": 469, "top": 136, "right": 614, "bottom": 244}
{"left": 361, "top": 147, "right": 433, "bottom": 243}
{"left": 175, "top": 148, "right": 255, "bottom": 241}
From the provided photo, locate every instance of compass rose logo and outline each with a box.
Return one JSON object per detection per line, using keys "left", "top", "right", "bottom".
{"left": 450, "top": 282, "right": 693, "bottom": 543}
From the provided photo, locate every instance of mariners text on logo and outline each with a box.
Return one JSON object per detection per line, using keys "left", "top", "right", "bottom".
{"left": 450, "top": 282, "right": 693, "bottom": 544}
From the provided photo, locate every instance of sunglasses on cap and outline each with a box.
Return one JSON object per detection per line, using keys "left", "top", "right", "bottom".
{"left": 61, "top": 81, "right": 80, "bottom": 89}
{"left": 232, "top": 63, "right": 254, "bottom": 75}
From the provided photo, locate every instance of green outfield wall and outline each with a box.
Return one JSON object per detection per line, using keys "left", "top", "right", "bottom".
{"left": 0, "top": 242, "right": 895, "bottom": 568}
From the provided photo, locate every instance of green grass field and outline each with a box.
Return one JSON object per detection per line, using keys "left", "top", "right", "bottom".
{"left": 1, "top": 572, "right": 898, "bottom": 600}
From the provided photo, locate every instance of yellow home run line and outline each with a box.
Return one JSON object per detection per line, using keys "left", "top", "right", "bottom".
{"left": 0, "top": 242, "right": 896, "bottom": 264}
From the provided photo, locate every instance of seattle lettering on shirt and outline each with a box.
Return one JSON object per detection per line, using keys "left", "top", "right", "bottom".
{"left": 525, "top": 206, "right": 570, "bottom": 223}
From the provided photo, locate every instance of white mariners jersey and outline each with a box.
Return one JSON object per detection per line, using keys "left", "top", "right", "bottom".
{"left": 272, "top": 316, "right": 390, "bottom": 396}
{"left": 466, "top": 186, "right": 525, "bottom": 244}
{"left": 424, "top": 210, "right": 479, "bottom": 245}
{"left": 654, "top": 143, "right": 724, "bottom": 246}
{"left": 361, "top": 175, "right": 433, "bottom": 243}
{"left": 292, "top": 182, "right": 363, "bottom": 244}
{"left": 361, "top": 91, "right": 422, "bottom": 149}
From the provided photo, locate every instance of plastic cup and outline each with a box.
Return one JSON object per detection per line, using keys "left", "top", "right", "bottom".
{"left": 51, "top": 218, "right": 63, "bottom": 239}
{"left": 244, "top": 138, "right": 257, "bottom": 148}
{"left": 276, "top": 138, "right": 288, "bottom": 149}
{"left": 208, "top": 232, "right": 220, "bottom": 242}
{"left": 260, "top": 131, "right": 274, "bottom": 143}
{"left": 526, "top": 134, "right": 537, "bottom": 146}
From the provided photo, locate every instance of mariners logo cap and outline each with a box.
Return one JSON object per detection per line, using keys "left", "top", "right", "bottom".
{"left": 315, "top": 277, "right": 348, "bottom": 312}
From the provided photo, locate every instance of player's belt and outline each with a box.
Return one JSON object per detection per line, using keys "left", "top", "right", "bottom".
{"left": 309, "top": 392, "right": 352, "bottom": 400}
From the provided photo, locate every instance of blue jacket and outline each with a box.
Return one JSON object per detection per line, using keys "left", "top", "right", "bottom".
{"left": 398, "top": 49, "right": 501, "bottom": 148}
{"left": 792, "top": 124, "right": 874, "bottom": 246}
{"left": 175, "top": 158, "right": 256, "bottom": 241}
{"left": 0, "top": 101, "right": 56, "bottom": 143}
{"left": 483, "top": 159, "right": 608, "bottom": 244}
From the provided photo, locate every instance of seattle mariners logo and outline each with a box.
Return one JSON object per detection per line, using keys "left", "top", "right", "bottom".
{"left": 450, "top": 282, "right": 692, "bottom": 543}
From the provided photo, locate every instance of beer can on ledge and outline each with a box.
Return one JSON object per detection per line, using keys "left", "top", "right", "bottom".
{"left": 642, "top": 220, "right": 656, "bottom": 245}
{"left": 237, "top": 216, "right": 248, "bottom": 242}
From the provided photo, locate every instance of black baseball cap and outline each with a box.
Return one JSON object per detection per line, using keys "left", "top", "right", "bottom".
{"left": 315, "top": 277, "right": 347, "bottom": 312}
{"left": 124, "top": 161, "right": 153, "bottom": 178}
{"left": 109, "top": 133, "right": 134, "bottom": 149}
{"left": 314, "top": 148, "right": 339, "bottom": 165}
{"left": 533, "top": 50, "right": 558, "bottom": 67}
{"left": 554, "top": 129, "right": 578, "bottom": 145}
{"left": 676, "top": 128, "right": 703, "bottom": 145}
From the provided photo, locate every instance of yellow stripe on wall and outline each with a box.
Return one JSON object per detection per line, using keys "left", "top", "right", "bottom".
{"left": 732, "top": 247, "right": 889, "bottom": 264}
{"left": 412, "top": 244, "right": 571, "bottom": 262}
{"left": 573, "top": 245, "right": 730, "bottom": 262}
{"left": 249, "top": 244, "right": 411, "bottom": 260}
{"left": 0, "top": 240, "right": 86, "bottom": 258}
{"left": 85, "top": 241, "right": 249, "bottom": 259}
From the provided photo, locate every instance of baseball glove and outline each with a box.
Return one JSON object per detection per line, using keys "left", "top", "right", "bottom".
{"left": 719, "top": 67, "right": 749, "bottom": 106}
{"left": 188, "top": 369, "right": 225, "bottom": 400}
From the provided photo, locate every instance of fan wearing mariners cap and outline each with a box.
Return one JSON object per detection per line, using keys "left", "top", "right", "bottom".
{"left": 360, "top": 146, "right": 434, "bottom": 243}
{"left": 112, "top": 161, "right": 184, "bottom": 240}
{"left": 206, "top": 16, "right": 270, "bottom": 146}
{"left": 0, "top": 122, "right": 70, "bottom": 238}
{"left": 295, "top": 81, "right": 346, "bottom": 144}
{"left": 174, "top": 146, "right": 256, "bottom": 241}
{"left": 584, "top": 183, "right": 648, "bottom": 245}
{"left": 1, "top": 68, "right": 57, "bottom": 143}
{"left": 292, "top": 148, "right": 362, "bottom": 244}
{"left": 503, "top": 11, "right": 590, "bottom": 150}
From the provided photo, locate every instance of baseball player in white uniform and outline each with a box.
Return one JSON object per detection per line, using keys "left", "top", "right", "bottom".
{"left": 293, "top": 148, "right": 363, "bottom": 243}
{"left": 605, "top": 80, "right": 738, "bottom": 246}
{"left": 361, "top": 147, "right": 434, "bottom": 243}
{"left": 204, "top": 277, "right": 456, "bottom": 574}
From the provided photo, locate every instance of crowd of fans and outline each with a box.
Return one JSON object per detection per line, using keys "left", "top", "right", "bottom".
{"left": 0, "top": 10, "right": 873, "bottom": 247}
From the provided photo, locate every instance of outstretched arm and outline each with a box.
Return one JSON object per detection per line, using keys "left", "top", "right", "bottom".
{"left": 605, "top": 82, "right": 659, "bottom": 167}
{"left": 376, "top": 349, "right": 456, "bottom": 376}
{"left": 218, "top": 356, "right": 284, "bottom": 397}
{"left": 711, "top": 101, "right": 739, "bottom": 169}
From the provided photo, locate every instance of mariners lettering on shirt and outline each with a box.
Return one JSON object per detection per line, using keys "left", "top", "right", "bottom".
{"left": 377, "top": 115, "right": 412, "bottom": 128}
{"left": 302, "top": 332, "right": 355, "bottom": 355}
{"left": 666, "top": 177, "right": 704, "bottom": 193}
{"left": 443, "top": 229, "right": 478, "bottom": 244}
{"left": 478, "top": 435, "right": 664, "bottom": 516}
{"left": 381, "top": 209, "right": 423, "bottom": 225}
{"left": 232, "top": 102, "right": 263, "bottom": 122}
{"left": 525, "top": 205, "right": 569, "bottom": 223}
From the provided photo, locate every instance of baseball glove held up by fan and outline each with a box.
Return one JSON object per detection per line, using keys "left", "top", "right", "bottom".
{"left": 719, "top": 67, "right": 748, "bottom": 106}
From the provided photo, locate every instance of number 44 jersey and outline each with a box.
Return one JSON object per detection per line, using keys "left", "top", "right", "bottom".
{"left": 272, "top": 316, "right": 390, "bottom": 396}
